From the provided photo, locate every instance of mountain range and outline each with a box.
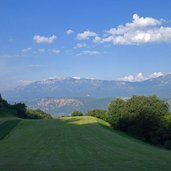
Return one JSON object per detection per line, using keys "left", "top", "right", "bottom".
{"left": 2, "top": 74, "right": 171, "bottom": 115}
{"left": 3, "top": 74, "right": 171, "bottom": 100}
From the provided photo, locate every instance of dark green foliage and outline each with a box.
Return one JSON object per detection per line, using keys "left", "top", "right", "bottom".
{"left": 106, "top": 95, "right": 171, "bottom": 148}
{"left": 162, "top": 113, "right": 171, "bottom": 149}
{"left": 0, "top": 94, "right": 52, "bottom": 119}
{"left": 0, "top": 108, "right": 17, "bottom": 118}
{"left": 0, "top": 120, "right": 21, "bottom": 140}
{"left": 12, "top": 103, "right": 27, "bottom": 118}
{"left": 118, "top": 96, "right": 168, "bottom": 141}
{"left": 71, "top": 111, "right": 83, "bottom": 116}
{"left": 26, "top": 109, "right": 52, "bottom": 119}
{"left": 0, "top": 94, "right": 9, "bottom": 109}
{"left": 86, "top": 109, "right": 107, "bottom": 120}
{"left": 107, "top": 98, "right": 126, "bottom": 126}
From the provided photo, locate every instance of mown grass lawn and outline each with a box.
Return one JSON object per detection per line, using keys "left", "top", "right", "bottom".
{"left": 0, "top": 116, "right": 171, "bottom": 171}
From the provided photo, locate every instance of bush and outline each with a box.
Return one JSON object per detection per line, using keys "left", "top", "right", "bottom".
{"left": 71, "top": 111, "right": 83, "bottom": 116}
{"left": 12, "top": 103, "right": 27, "bottom": 118}
{"left": 86, "top": 109, "right": 107, "bottom": 120}
{"left": 26, "top": 109, "right": 52, "bottom": 119}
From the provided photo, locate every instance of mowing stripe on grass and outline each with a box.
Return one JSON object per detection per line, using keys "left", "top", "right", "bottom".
{"left": 0, "top": 120, "right": 21, "bottom": 140}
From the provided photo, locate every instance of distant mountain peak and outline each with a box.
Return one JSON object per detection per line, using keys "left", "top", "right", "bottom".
{"left": 72, "top": 77, "right": 81, "bottom": 80}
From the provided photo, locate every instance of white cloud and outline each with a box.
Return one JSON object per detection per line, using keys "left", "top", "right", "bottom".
{"left": 120, "top": 73, "right": 146, "bottom": 82}
{"left": 93, "top": 14, "right": 171, "bottom": 45}
{"left": 119, "top": 72, "right": 164, "bottom": 82}
{"left": 74, "top": 43, "right": 87, "bottom": 48}
{"left": 149, "top": 72, "right": 164, "bottom": 78}
{"left": 21, "top": 48, "right": 32, "bottom": 53}
{"left": 121, "top": 75, "right": 135, "bottom": 82}
{"left": 93, "top": 36, "right": 102, "bottom": 43}
{"left": 33, "top": 35, "right": 57, "bottom": 44}
{"left": 77, "top": 50, "right": 100, "bottom": 56}
{"left": 66, "top": 29, "right": 74, "bottom": 35}
{"left": 50, "top": 49, "right": 60, "bottom": 55}
{"left": 21, "top": 48, "right": 60, "bottom": 55}
{"left": 77, "top": 30, "right": 97, "bottom": 40}
{"left": 128, "top": 14, "right": 161, "bottom": 28}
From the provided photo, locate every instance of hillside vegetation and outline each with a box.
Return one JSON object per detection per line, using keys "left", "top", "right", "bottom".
{"left": 0, "top": 94, "right": 52, "bottom": 119}
{"left": 0, "top": 116, "right": 171, "bottom": 170}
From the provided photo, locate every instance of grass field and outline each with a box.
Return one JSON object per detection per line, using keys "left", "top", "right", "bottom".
{"left": 0, "top": 116, "right": 171, "bottom": 171}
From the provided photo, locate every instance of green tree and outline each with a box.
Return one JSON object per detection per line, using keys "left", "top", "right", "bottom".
{"left": 0, "top": 94, "right": 9, "bottom": 108}
{"left": 12, "top": 103, "right": 27, "bottom": 118}
{"left": 86, "top": 109, "right": 107, "bottom": 120}
{"left": 107, "top": 98, "right": 126, "bottom": 127}
{"left": 71, "top": 111, "right": 83, "bottom": 116}
{"left": 26, "top": 109, "right": 52, "bottom": 119}
{"left": 163, "top": 113, "right": 171, "bottom": 149}
{"left": 107, "top": 95, "right": 169, "bottom": 145}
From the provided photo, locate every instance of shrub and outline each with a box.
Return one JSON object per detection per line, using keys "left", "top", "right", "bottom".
{"left": 71, "top": 111, "right": 83, "bottom": 116}
{"left": 86, "top": 109, "right": 107, "bottom": 120}
{"left": 12, "top": 103, "right": 27, "bottom": 118}
{"left": 0, "top": 94, "right": 52, "bottom": 119}
{"left": 26, "top": 109, "right": 52, "bottom": 119}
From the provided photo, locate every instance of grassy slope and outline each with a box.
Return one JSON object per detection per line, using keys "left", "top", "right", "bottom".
{"left": 0, "top": 116, "right": 171, "bottom": 171}
{"left": 0, "top": 109, "right": 18, "bottom": 125}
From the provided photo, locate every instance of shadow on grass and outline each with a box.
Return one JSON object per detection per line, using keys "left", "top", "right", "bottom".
{"left": 0, "top": 120, "right": 21, "bottom": 140}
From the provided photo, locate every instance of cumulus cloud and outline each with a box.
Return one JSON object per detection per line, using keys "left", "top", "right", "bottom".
{"left": 149, "top": 71, "right": 164, "bottom": 78}
{"left": 119, "top": 72, "right": 164, "bottom": 82}
{"left": 74, "top": 43, "right": 87, "bottom": 48}
{"left": 120, "top": 73, "right": 145, "bottom": 82}
{"left": 93, "top": 14, "right": 171, "bottom": 45}
{"left": 66, "top": 29, "right": 74, "bottom": 35}
{"left": 77, "top": 50, "right": 100, "bottom": 56}
{"left": 77, "top": 30, "right": 97, "bottom": 40}
{"left": 33, "top": 35, "right": 57, "bottom": 44}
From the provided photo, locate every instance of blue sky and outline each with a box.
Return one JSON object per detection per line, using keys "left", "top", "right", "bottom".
{"left": 1, "top": 0, "right": 171, "bottom": 91}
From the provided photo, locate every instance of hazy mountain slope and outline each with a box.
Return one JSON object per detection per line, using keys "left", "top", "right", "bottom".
{"left": 27, "top": 97, "right": 112, "bottom": 116}
{"left": 3, "top": 74, "right": 171, "bottom": 102}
